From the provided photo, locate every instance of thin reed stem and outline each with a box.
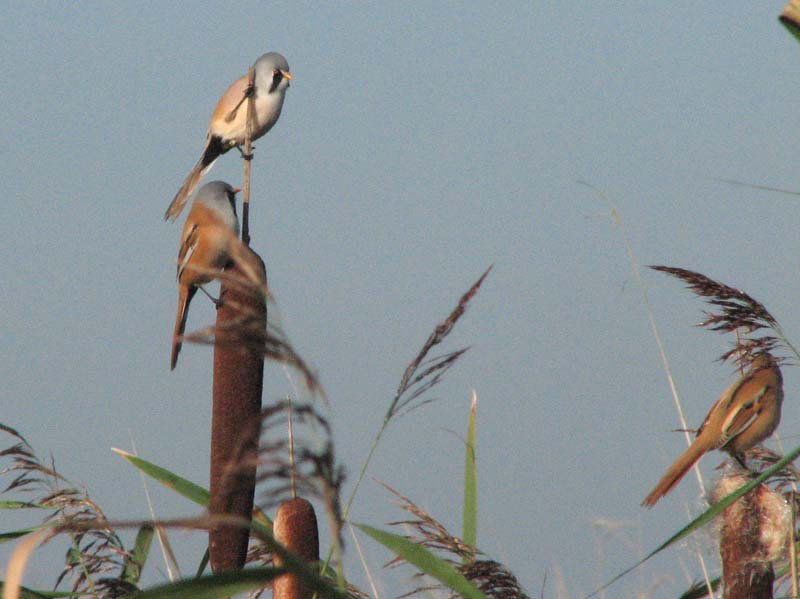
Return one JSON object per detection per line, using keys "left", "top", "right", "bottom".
{"left": 791, "top": 491, "right": 798, "bottom": 599}
{"left": 242, "top": 65, "right": 256, "bottom": 245}
{"left": 579, "top": 181, "right": 715, "bottom": 594}
{"left": 288, "top": 398, "right": 296, "bottom": 499}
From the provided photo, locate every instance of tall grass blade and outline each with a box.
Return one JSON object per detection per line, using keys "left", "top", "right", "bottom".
{"left": 111, "top": 447, "right": 272, "bottom": 541}
{"left": 0, "top": 503, "right": 46, "bottom": 510}
{"left": 112, "top": 449, "right": 209, "bottom": 506}
{"left": 130, "top": 568, "right": 282, "bottom": 599}
{"left": 678, "top": 577, "right": 721, "bottom": 599}
{"left": 112, "top": 448, "right": 273, "bottom": 535}
{"left": 195, "top": 549, "right": 209, "bottom": 577}
{"left": 462, "top": 391, "right": 478, "bottom": 553}
{"left": 120, "top": 525, "right": 154, "bottom": 585}
{"left": 0, "top": 528, "right": 43, "bottom": 544}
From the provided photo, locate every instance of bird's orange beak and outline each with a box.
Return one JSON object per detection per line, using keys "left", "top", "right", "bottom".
{"left": 233, "top": 188, "right": 241, "bottom": 194}
{"left": 281, "top": 70, "right": 292, "bottom": 81}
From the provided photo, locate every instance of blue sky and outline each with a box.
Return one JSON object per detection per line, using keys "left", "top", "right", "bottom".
{"left": 3, "top": 3, "right": 800, "bottom": 597}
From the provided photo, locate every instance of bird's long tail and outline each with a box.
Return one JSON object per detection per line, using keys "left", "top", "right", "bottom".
{"left": 171, "top": 285, "right": 198, "bottom": 370}
{"left": 642, "top": 440, "right": 711, "bottom": 507}
{"left": 164, "top": 137, "right": 224, "bottom": 222}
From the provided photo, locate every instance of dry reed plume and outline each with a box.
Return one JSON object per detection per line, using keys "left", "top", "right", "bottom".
{"left": 0, "top": 424, "right": 137, "bottom": 598}
{"left": 650, "top": 265, "right": 785, "bottom": 367}
{"left": 381, "top": 482, "right": 530, "bottom": 599}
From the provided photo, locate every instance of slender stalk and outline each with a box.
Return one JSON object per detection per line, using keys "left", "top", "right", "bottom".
{"left": 773, "top": 322, "right": 800, "bottom": 363}
{"left": 344, "top": 410, "right": 393, "bottom": 520}
{"left": 288, "top": 398, "right": 296, "bottom": 499}
{"left": 348, "top": 522, "right": 380, "bottom": 599}
{"left": 242, "top": 66, "right": 256, "bottom": 246}
{"left": 579, "top": 182, "right": 715, "bottom": 593}
{"left": 69, "top": 532, "right": 98, "bottom": 598}
{"left": 318, "top": 409, "right": 403, "bottom": 588}
{"left": 324, "top": 269, "right": 487, "bottom": 580}
{"left": 319, "top": 410, "right": 391, "bottom": 578}
{"left": 791, "top": 491, "right": 798, "bottom": 599}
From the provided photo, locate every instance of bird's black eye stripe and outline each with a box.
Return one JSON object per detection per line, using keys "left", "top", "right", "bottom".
{"left": 269, "top": 69, "right": 283, "bottom": 93}
{"left": 227, "top": 191, "right": 238, "bottom": 216}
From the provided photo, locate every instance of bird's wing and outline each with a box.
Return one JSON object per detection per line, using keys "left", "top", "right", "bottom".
{"left": 210, "top": 74, "right": 251, "bottom": 135}
{"left": 719, "top": 385, "right": 769, "bottom": 446}
{"left": 177, "top": 224, "right": 199, "bottom": 280}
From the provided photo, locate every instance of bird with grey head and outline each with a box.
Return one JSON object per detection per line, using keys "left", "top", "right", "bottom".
{"left": 164, "top": 52, "right": 292, "bottom": 222}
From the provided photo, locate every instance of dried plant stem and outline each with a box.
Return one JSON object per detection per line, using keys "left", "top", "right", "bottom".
{"left": 586, "top": 188, "right": 694, "bottom": 457}
{"left": 339, "top": 365, "right": 443, "bottom": 533}
{"left": 324, "top": 503, "right": 346, "bottom": 590}
{"left": 345, "top": 415, "right": 389, "bottom": 520}
{"left": 315, "top": 414, "right": 389, "bottom": 583}
{"left": 2, "top": 528, "right": 53, "bottom": 599}
{"left": 242, "top": 65, "right": 256, "bottom": 246}
{"left": 579, "top": 182, "right": 715, "bottom": 593}
{"left": 791, "top": 491, "right": 798, "bottom": 599}
{"left": 128, "top": 434, "right": 180, "bottom": 581}
{"left": 348, "top": 522, "right": 381, "bottom": 599}
{"left": 349, "top": 377, "right": 439, "bottom": 517}
{"left": 771, "top": 320, "right": 800, "bottom": 364}
{"left": 288, "top": 398, "right": 296, "bottom": 499}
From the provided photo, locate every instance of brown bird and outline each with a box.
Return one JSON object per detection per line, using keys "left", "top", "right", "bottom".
{"left": 642, "top": 353, "right": 783, "bottom": 507}
{"left": 171, "top": 181, "right": 264, "bottom": 370}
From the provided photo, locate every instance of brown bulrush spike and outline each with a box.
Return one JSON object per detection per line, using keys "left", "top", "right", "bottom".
{"left": 273, "top": 498, "right": 320, "bottom": 599}
{"left": 717, "top": 474, "right": 789, "bottom": 599}
{"left": 209, "top": 257, "right": 268, "bottom": 574}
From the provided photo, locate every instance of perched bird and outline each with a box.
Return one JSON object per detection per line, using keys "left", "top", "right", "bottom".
{"left": 171, "top": 181, "right": 264, "bottom": 370}
{"left": 642, "top": 353, "right": 784, "bottom": 507}
{"left": 165, "top": 52, "right": 292, "bottom": 221}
